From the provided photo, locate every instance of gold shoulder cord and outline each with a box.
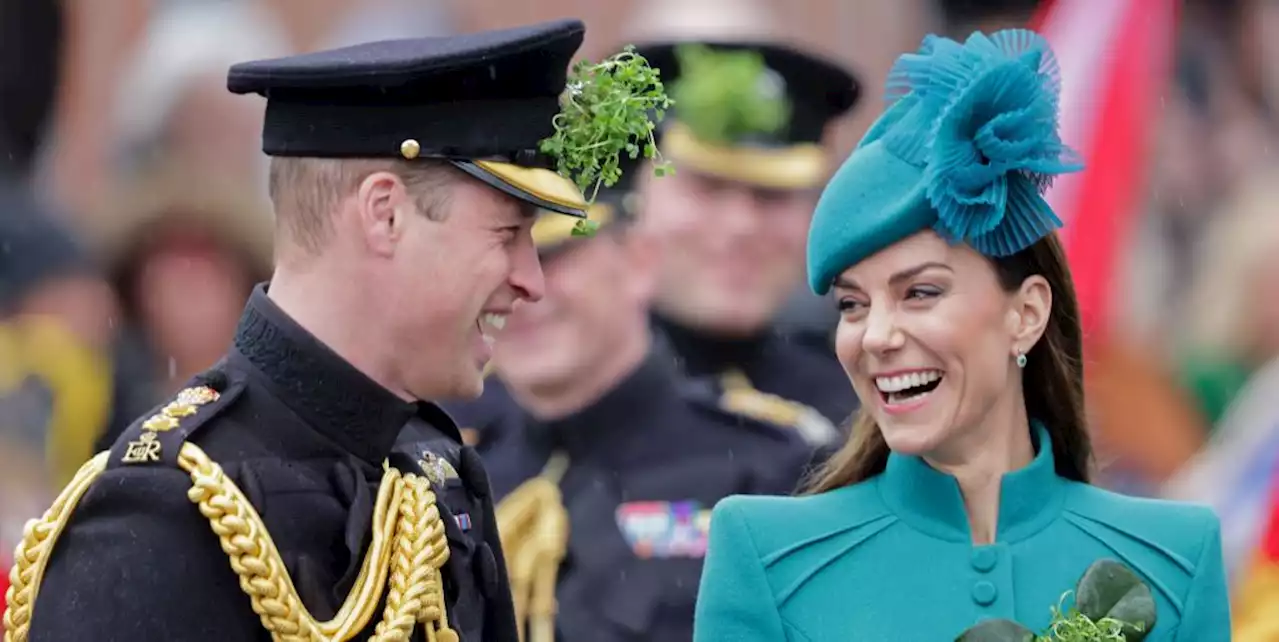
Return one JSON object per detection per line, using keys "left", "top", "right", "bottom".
{"left": 494, "top": 452, "right": 571, "bottom": 642}
{"left": 3, "top": 386, "right": 459, "bottom": 642}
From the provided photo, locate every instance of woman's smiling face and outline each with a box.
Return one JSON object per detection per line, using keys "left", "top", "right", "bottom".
{"left": 831, "top": 230, "right": 1034, "bottom": 459}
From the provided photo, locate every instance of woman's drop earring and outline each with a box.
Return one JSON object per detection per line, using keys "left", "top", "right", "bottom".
{"left": 1015, "top": 351, "right": 1028, "bottom": 369}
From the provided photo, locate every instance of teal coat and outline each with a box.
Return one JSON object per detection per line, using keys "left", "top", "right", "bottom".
{"left": 693, "top": 426, "right": 1232, "bottom": 641}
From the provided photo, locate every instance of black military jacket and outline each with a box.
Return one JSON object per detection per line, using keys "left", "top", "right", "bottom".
{"left": 455, "top": 350, "right": 814, "bottom": 642}
{"left": 651, "top": 313, "right": 859, "bottom": 438}
{"left": 27, "top": 285, "right": 515, "bottom": 642}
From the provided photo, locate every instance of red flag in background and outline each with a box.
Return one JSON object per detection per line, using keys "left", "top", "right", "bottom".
{"left": 1028, "top": 0, "right": 1204, "bottom": 492}
{"left": 1, "top": 553, "right": 8, "bottom": 613}
{"left": 1030, "top": 0, "right": 1179, "bottom": 346}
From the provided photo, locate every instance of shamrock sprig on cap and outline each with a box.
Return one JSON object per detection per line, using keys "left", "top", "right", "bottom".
{"left": 540, "top": 45, "right": 674, "bottom": 210}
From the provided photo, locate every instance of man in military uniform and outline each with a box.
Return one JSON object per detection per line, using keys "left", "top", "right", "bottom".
{"left": 443, "top": 189, "right": 815, "bottom": 642}
{"left": 7, "top": 19, "right": 657, "bottom": 642}
{"left": 627, "top": 39, "right": 863, "bottom": 446}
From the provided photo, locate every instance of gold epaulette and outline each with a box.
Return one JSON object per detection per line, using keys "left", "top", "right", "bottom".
{"left": 495, "top": 453, "right": 571, "bottom": 642}
{"left": 2, "top": 386, "right": 458, "bottom": 642}
{"left": 717, "top": 372, "right": 839, "bottom": 447}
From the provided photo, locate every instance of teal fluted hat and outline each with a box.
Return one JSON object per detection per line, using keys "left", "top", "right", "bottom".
{"left": 806, "top": 29, "right": 1083, "bottom": 295}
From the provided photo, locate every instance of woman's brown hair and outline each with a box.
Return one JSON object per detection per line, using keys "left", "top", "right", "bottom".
{"left": 801, "top": 232, "right": 1091, "bottom": 494}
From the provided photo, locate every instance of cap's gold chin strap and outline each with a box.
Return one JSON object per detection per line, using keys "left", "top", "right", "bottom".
{"left": 495, "top": 452, "right": 571, "bottom": 642}
{"left": 3, "top": 445, "right": 459, "bottom": 642}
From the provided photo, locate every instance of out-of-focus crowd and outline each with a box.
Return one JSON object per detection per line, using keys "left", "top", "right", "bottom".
{"left": 0, "top": 0, "right": 1275, "bottom": 631}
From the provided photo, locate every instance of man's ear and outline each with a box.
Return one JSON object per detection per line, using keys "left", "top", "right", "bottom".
{"left": 356, "top": 171, "right": 413, "bottom": 257}
{"left": 1008, "top": 274, "right": 1052, "bottom": 356}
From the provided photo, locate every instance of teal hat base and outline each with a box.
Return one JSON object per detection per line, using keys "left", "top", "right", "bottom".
{"left": 806, "top": 139, "right": 934, "bottom": 295}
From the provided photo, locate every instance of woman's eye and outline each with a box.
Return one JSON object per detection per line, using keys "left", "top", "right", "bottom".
{"left": 837, "top": 298, "right": 864, "bottom": 312}
{"left": 906, "top": 286, "right": 941, "bottom": 300}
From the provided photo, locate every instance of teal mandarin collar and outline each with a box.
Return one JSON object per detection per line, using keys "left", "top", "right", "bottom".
{"left": 878, "top": 421, "right": 1065, "bottom": 543}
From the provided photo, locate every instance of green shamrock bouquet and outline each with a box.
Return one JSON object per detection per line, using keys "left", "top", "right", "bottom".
{"left": 956, "top": 560, "right": 1157, "bottom": 642}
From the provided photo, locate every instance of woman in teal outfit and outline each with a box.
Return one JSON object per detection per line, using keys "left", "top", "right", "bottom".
{"left": 693, "top": 29, "right": 1232, "bottom": 641}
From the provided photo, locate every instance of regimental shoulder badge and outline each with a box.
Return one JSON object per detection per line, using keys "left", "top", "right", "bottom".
{"left": 615, "top": 500, "right": 712, "bottom": 559}
{"left": 120, "top": 385, "right": 221, "bottom": 466}
{"left": 718, "top": 386, "right": 839, "bottom": 447}
{"left": 418, "top": 450, "right": 460, "bottom": 488}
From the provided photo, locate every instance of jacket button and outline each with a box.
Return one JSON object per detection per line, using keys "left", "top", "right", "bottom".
{"left": 972, "top": 581, "right": 997, "bottom": 606}
{"left": 971, "top": 548, "right": 997, "bottom": 573}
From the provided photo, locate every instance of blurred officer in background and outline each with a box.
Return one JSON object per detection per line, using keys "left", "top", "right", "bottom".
{"left": 446, "top": 187, "right": 814, "bottom": 642}
{"left": 0, "top": 181, "right": 119, "bottom": 549}
{"left": 86, "top": 168, "right": 275, "bottom": 453}
{"left": 8, "top": 19, "right": 661, "bottom": 642}
{"left": 628, "top": 39, "right": 862, "bottom": 447}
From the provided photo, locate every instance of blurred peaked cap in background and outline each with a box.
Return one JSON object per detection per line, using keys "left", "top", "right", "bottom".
{"left": 635, "top": 41, "right": 860, "bottom": 144}
{"left": 533, "top": 181, "right": 640, "bottom": 255}
{"left": 630, "top": 40, "right": 859, "bottom": 190}
{"left": 226, "top": 19, "right": 593, "bottom": 217}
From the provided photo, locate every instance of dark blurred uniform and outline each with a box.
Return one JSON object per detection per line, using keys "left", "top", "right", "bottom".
{"left": 631, "top": 41, "right": 863, "bottom": 444}
{"left": 445, "top": 197, "right": 815, "bottom": 642}
{"left": 0, "top": 0, "right": 61, "bottom": 178}
{"left": 7, "top": 19, "right": 609, "bottom": 642}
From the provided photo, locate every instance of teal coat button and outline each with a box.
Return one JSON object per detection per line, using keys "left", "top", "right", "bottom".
{"left": 972, "top": 581, "right": 997, "bottom": 606}
{"left": 971, "top": 548, "right": 997, "bottom": 573}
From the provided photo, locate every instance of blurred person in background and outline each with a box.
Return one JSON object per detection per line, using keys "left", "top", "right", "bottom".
{"left": 627, "top": 34, "right": 862, "bottom": 449}
{"left": 1174, "top": 171, "right": 1278, "bottom": 432}
{"left": 1162, "top": 170, "right": 1278, "bottom": 582}
{"left": 85, "top": 169, "right": 275, "bottom": 450}
{"left": 449, "top": 191, "right": 813, "bottom": 642}
{"left": 0, "top": 181, "right": 119, "bottom": 550}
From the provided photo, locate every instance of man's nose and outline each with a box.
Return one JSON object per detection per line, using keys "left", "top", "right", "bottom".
{"left": 510, "top": 235, "right": 546, "bottom": 303}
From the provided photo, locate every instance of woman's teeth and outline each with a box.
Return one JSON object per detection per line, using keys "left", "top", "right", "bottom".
{"left": 874, "top": 370, "right": 944, "bottom": 403}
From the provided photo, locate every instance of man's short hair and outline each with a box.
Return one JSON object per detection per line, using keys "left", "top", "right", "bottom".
{"left": 267, "top": 157, "right": 459, "bottom": 254}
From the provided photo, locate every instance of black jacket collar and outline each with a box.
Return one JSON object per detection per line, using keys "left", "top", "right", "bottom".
{"left": 230, "top": 283, "right": 426, "bottom": 464}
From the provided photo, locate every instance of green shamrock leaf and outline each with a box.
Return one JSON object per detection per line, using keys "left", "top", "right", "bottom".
{"left": 1074, "top": 560, "right": 1156, "bottom": 641}
{"left": 955, "top": 619, "right": 1036, "bottom": 642}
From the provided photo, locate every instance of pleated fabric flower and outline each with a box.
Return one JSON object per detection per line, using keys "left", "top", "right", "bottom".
{"left": 882, "top": 29, "right": 1083, "bottom": 256}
